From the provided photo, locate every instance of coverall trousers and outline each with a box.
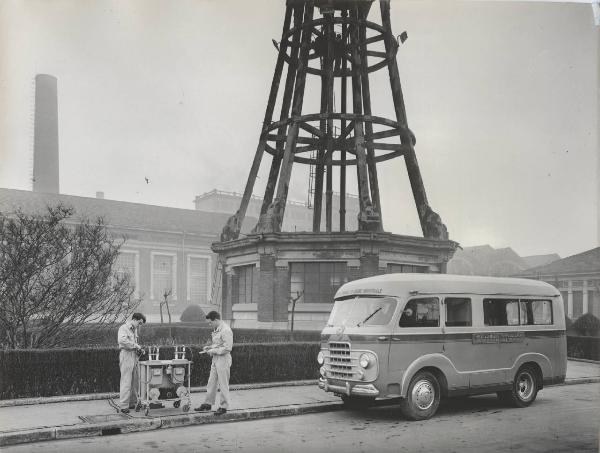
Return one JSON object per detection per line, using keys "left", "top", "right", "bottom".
{"left": 204, "top": 353, "right": 232, "bottom": 409}
{"left": 119, "top": 349, "right": 139, "bottom": 408}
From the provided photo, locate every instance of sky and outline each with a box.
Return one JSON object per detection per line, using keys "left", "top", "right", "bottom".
{"left": 0, "top": 0, "right": 598, "bottom": 259}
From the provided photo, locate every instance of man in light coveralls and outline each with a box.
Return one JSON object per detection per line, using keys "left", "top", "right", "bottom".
{"left": 195, "top": 311, "right": 233, "bottom": 415}
{"left": 117, "top": 312, "right": 146, "bottom": 413}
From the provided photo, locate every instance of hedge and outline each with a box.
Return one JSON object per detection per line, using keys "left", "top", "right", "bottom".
{"left": 567, "top": 335, "right": 600, "bottom": 361}
{"left": 0, "top": 343, "right": 320, "bottom": 399}
{"left": 51, "top": 324, "right": 321, "bottom": 348}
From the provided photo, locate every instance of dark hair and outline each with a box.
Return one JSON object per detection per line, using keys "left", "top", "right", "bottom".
{"left": 205, "top": 311, "right": 221, "bottom": 321}
{"left": 132, "top": 312, "right": 146, "bottom": 323}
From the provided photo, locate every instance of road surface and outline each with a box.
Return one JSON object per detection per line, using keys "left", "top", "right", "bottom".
{"left": 4, "top": 383, "right": 599, "bottom": 453}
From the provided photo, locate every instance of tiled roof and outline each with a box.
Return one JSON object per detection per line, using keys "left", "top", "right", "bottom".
{"left": 0, "top": 188, "right": 256, "bottom": 236}
{"left": 517, "top": 247, "right": 600, "bottom": 276}
{"left": 521, "top": 254, "right": 561, "bottom": 269}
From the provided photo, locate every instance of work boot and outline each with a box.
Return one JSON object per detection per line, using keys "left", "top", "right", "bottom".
{"left": 214, "top": 407, "right": 227, "bottom": 416}
{"left": 194, "top": 403, "right": 212, "bottom": 412}
{"left": 120, "top": 408, "right": 130, "bottom": 414}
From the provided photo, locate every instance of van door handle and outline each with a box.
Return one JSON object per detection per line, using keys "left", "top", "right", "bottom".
{"left": 377, "top": 336, "right": 389, "bottom": 341}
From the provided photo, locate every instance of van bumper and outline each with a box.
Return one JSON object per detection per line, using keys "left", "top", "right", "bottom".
{"left": 318, "top": 378, "right": 380, "bottom": 397}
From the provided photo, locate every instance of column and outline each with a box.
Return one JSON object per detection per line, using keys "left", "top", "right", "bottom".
{"left": 258, "top": 254, "right": 276, "bottom": 323}
{"left": 583, "top": 280, "right": 589, "bottom": 314}
{"left": 567, "top": 280, "right": 573, "bottom": 318}
{"left": 222, "top": 270, "right": 234, "bottom": 321}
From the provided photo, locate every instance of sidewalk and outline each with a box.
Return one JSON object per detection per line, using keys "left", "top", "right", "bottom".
{"left": 0, "top": 360, "right": 598, "bottom": 448}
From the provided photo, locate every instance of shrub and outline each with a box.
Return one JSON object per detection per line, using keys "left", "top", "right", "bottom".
{"left": 572, "top": 313, "right": 600, "bottom": 336}
{"left": 0, "top": 343, "right": 320, "bottom": 399}
{"left": 180, "top": 305, "right": 208, "bottom": 324}
{"left": 567, "top": 335, "right": 600, "bottom": 361}
{"left": 565, "top": 316, "right": 573, "bottom": 331}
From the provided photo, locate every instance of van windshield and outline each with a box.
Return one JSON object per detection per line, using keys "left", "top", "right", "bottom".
{"left": 327, "top": 296, "right": 397, "bottom": 327}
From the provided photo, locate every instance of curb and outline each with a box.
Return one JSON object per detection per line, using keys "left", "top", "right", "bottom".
{"left": 560, "top": 377, "right": 600, "bottom": 386}
{"left": 567, "top": 358, "right": 600, "bottom": 365}
{"left": 0, "top": 380, "right": 318, "bottom": 408}
{"left": 0, "top": 400, "right": 342, "bottom": 447}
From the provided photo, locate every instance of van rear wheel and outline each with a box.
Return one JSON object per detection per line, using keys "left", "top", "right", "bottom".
{"left": 497, "top": 366, "right": 539, "bottom": 408}
{"left": 400, "top": 371, "right": 441, "bottom": 420}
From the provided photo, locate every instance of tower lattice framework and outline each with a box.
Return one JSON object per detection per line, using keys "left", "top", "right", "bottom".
{"left": 221, "top": 0, "right": 448, "bottom": 242}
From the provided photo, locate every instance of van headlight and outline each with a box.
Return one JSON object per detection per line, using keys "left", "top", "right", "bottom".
{"left": 317, "top": 351, "right": 324, "bottom": 365}
{"left": 359, "top": 353, "right": 372, "bottom": 369}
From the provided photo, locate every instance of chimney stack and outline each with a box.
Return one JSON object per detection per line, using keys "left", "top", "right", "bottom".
{"left": 33, "top": 74, "right": 59, "bottom": 194}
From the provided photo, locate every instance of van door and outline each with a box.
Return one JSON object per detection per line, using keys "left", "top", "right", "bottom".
{"left": 441, "top": 296, "right": 472, "bottom": 393}
{"left": 465, "top": 298, "right": 519, "bottom": 389}
{"left": 388, "top": 297, "right": 443, "bottom": 386}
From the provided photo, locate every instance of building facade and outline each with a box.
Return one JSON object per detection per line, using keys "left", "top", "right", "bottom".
{"left": 194, "top": 189, "right": 360, "bottom": 233}
{"left": 448, "top": 245, "right": 560, "bottom": 277}
{"left": 517, "top": 247, "right": 600, "bottom": 320}
{"left": 0, "top": 188, "right": 257, "bottom": 319}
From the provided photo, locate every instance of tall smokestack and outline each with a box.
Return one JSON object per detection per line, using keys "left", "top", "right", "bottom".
{"left": 33, "top": 74, "right": 59, "bottom": 194}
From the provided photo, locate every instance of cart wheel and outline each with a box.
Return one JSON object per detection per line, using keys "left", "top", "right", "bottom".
{"left": 173, "top": 400, "right": 181, "bottom": 408}
{"left": 144, "top": 407, "right": 149, "bottom": 416}
{"left": 182, "top": 404, "right": 190, "bottom": 413}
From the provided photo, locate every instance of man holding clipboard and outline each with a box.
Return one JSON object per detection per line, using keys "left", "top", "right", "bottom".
{"left": 195, "top": 311, "right": 233, "bottom": 415}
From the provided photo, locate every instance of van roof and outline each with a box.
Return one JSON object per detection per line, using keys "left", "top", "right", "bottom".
{"left": 335, "top": 273, "right": 560, "bottom": 299}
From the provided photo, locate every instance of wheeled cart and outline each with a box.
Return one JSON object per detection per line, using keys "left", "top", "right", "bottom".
{"left": 136, "top": 346, "right": 192, "bottom": 416}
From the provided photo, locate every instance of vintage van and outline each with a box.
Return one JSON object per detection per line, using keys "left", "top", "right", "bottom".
{"left": 317, "top": 273, "right": 567, "bottom": 420}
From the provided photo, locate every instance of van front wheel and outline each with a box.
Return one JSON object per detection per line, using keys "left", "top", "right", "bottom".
{"left": 497, "top": 366, "right": 539, "bottom": 408}
{"left": 400, "top": 371, "right": 441, "bottom": 420}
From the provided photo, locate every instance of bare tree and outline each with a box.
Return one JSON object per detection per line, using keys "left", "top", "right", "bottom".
{"left": 0, "top": 204, "right": 138, "bottom": 349}
{"left": 160, "top": 289, "right": 172, "bottom": 325}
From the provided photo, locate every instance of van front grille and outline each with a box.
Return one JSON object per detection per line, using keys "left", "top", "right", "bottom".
{"left": 327, "top": 342, "right": 353, "bottom": 379}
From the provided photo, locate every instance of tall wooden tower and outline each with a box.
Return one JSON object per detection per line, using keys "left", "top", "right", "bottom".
{"left": 213, "top": 0, "right": 457, "bottom": 329}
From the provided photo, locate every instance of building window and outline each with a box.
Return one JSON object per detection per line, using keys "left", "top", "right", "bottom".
{"left": 152, "top": 253, "right": 176, "bottom": 301}
{"left": 290, "top": 262, "right": 348, "bottom": 304}
{"left": 572, "top": 291, "right": 583, "bottom": 318}
{"left": 188, "top": 256, "right": 209, "bottom": 304}
{"left": 233, "top": 265, "right": 255, "bottom": 304}
{"left": 387, "top": 263, "right": 428, "bottom": 273}
{"left": 445, "top": 297, "right": 472, "bottom": 327}
{"left": 400, "top": 297, "right": 440, "bottom": 327}
{"left": 115, "top": 251, "right": 139, "bottom": 298}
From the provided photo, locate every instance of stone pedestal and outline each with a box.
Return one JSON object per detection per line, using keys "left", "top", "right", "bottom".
{"left": 212, "top": 231, "right": 457, "bottom": 330}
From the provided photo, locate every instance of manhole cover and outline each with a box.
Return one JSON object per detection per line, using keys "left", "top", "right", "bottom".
{"left": 79, "top": 414, "right": 130, "bottom": 423}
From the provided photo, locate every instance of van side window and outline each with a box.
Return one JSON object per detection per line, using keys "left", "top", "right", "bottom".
{"left": 445, "top": 298, "right": 472, "bottom": 327}
{"left": 400, "top": 297, "right": 439, "bottom": 327}
{"left": 522, "top": 299, "right": 553, "bottom": 325}
{"left": 483, "top": 298, "right": 519, "bottom": 326}
{"left": 483, "top": 299, "right": 553, "bottom": 326}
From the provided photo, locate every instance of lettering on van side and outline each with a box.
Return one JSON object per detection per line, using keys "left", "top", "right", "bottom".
{"left": 472, "top": 332, "right": 525, "bottom": 344}
{"left": 337, "top": 288, "right": 383, "bottom": 296}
